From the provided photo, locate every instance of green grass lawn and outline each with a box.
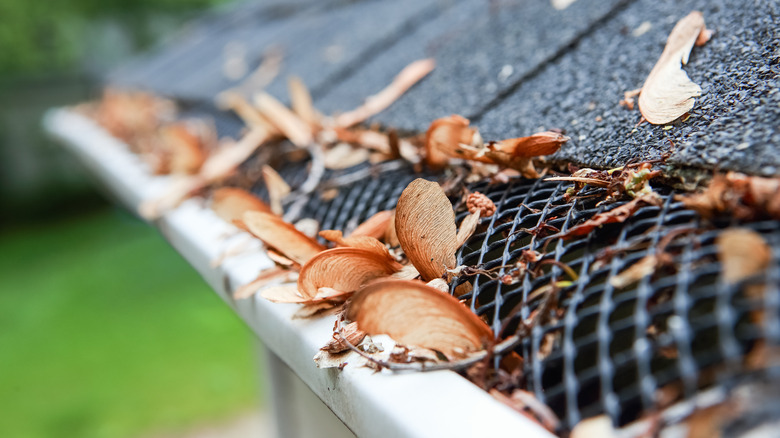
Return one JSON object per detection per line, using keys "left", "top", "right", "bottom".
{"left": 0, "top": 206, "right": 261, "bottom": 438}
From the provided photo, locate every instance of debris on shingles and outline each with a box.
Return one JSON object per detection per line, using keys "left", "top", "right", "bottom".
{"left": 547, "top": 161, "right": 661, "bottom": 203}
{"left": 637, "top": 11, "right": 712, "bottom": 124}
{"left": 425, "top": 114, "right": 568, "bottom": 178}
{"left": 677, "top": 171, "right": 780, "bottom": 221}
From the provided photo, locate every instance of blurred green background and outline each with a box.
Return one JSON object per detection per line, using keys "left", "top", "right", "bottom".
{"left": 0, "top": 1, "right": 265, "bottom": 437}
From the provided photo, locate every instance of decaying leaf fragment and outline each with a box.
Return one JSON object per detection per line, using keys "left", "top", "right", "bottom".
{"left": 350, "top": 210, "right": 394, "bottom": 240}
{"left": 638, "top": 11, "right": 711, "bottom": 124}
{"left": 560, "top": 193, "right": 662, "bottom": 240}
{"left": 321, "top": 322, "right": 366, "bottom": 354}
{"left": 346, "top": 279, "right": 493, "bottom": 358}
{"left": 677, "top": 172, "right": 780, "bottom": 221}
{"left": 424, "top": 115, "right": 567, "bottom": 176}
{"left": 318, "top": 229, "right": 390, "bottom": 258}
{"left": 262, "top": 165, "right": 291, "bottom": 216}
{"left": 210, "top": 187, "right": 271, "bottom": 229}
{"left": 717, "top": 228, "right": 771, "bottom": 286}
{"left": 242, "top": 211, "right": 325, "bottom": 265}
{"left": 335, "top": 58, "right": 435, "bottom": 128}
{"left": 297, "top": 247, "right": 402, "bottom": 299}
{"left": 395, "top": 178, "right": 458, "bottom": 281}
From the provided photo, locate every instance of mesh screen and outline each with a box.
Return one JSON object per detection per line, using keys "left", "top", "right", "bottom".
{"left": 197, "top": 97, "right": 780, "bottom": 429}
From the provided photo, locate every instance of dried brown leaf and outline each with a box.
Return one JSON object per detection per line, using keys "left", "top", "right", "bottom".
{"left": 297, "top": 247, "right": 402, "bottom": 299}
{"left": 395, "top": 178, "right": 458, "bottom": 281}
{"left": 384, "top": 210, "right": 400, "bottom": 247}
{"left": 287, "top": 76, "right": 319, "bottom": 127}
{"left": 211, "top": 187, "right": 272, "bottom": 229}
{"left": 335, "top": 58, "right": 435, "bottom": 128}
{"left": 235, "top": 268, "right": 295, "bottom": 299}
{"left": 490, "top": 131, "right": 568, "bottom": 158}
{"left": 456, "top": 210, "right": 481, "bottom": 248}
{"left": 159, "top": 123, "right": 207, "bottom": 174}
{"left": 346, "top": 279, "right": 493, "bottom": 358}
{"left": 639, "top": 11, "right": 710, "bottom": 124}
{"left": 259, "top": 284, "right": 308, "bottom": 303}
{"left": 318, "top": 229, "right": 390, "bottom": 258}
{"left": 560, "top": 193, "right": 662, "bottom": 240}
{"left": 321, "top": 322, "right": 366, "bottom": 354}
{"left": 242, "top": 211, "right": 325, "bottom": 265}
{"left": 350, "top": 210, "right": 394, "bottom": 240}
{"left": 677, "top": 172, "right": 780, "bottom": 220}
{"left": 262, "top": 165, "right": 291, "bottom": 216}
{"left": 610, "top": 254, "right": 660, "bottom": 289}
{"left": 570, "top": 415, "right": 616, "bottom": 438}
{"left": 489, "top": 389, "right": 560, "bottom": 433}
{"left": 215, "top": 91, "right": 279, "bottom": 133}
{"left": 424, "top": 115, "right": 477, "bottom": 169}
{"left": 253, "top": 92, "right": 313, "bottom": 146}
{"left": 323, "top": 142, "right": 370, "bottom": 170}
{"left": 717, "top": 228, "right": 771, "bottom": 285}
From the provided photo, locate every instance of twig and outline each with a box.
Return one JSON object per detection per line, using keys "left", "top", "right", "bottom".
{"left": 335, "top": 322, "right": 524, "bottom": 373}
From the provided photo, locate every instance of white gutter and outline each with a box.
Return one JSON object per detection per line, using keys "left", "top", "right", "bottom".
{"left": 45, "top": 108, "right": 554, "bottom": 438}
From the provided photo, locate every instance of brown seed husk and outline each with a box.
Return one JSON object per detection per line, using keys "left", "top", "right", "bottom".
{"left": 350, "top": 210, "right": 394, "bottom": 240}
{"left": 638, "top": 11, "right": 710, "bottom": 124}
{"left": 346, "top": 279, "right": 493, "bottom": 358}
{"left": 717, "top": 228, "right": 771, "bottom": 285}
{"left": 321, "top": 322, "right": 366, "bottom": 354}
{"left": 395, "top": 178, "right": 458, "bottom": 281}
{"left": 424, "top": 114, "right": 477, "bottom": 169}
{"left": 297, "top": 247, "right": 402, "bottom": 299}
{"left": 211, "top": 187, "right": 272, "bottom": 229}
{"left": 242, "top": 211, "right": 325, "bottom": 265}
{"left": 318, "top": 229, "right": 390, "bottom": 259}
{"left": 262, "top": 165, "right": 291, "bottom": 216}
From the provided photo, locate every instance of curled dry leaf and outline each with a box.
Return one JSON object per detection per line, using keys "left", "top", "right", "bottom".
{"left": 321, "top": 322, "right": 366, "bottom": 354}
{"left": 318, "top": 229, "right": 390, "bottom": 258}
{"left": 717, "top": 228, "right": 771, "bottom": 285}
{"left": 253, "top": 92, "right": 313, "bottom": 147}
{"left": 335, "top": 58, "right": 435, "bottom": 128}
{"left": 242, "top": 211, "right": 325, "bottom": 265}
{"left": 384, "top": 210, "right": 400, "bottom": 247}
{"left": 262, "top": 165, "right": 291, "bottom": 216}
{"left": 322, "top": 142, "right": 371, "bottom": 170}
{"left": 425, "top": 114, "right": 477, "bottom": 169}
{"left": 395, "top": 178, "right": 458, "bottom": 281}
{"left": 215, "top": 91, "right": 279, "bottom": 133}
{"left": 297, "top": 247, "right": 402, "bottom": 299}
{"left": 158, "top": 123, "right": 207, "bottom": 175}
{"left": 570, "top": 415, "right": 616, "bottom": 438}
{"left": 346, "top": 279, "right": 493, "bottom": 358}
{"left": 560, "top": 193, "right": 662, "bottom": 240}
{"left": 211, "top": 187, "right": 271, "bottom": 230}
{"left": 456, "top": 210, "right": 481, "bottom": 248}
{"left": 350, "top": 210, "right": 394, "bottom": 240}
{"left": 609, "top": 254, "right": 661, "bottom": 289}
{"left": 677, "top": 172, "right": 780, "bottom": 221}
{"left": 287, "top": 76, "right": 319, "bottom": 127}
{"left": 424, "top": 116, "right": 567, "bottom": 175}
{"left": 638, "top": 11, "right": 710, "bottom": 124}
{"left": 234, "top": 268, "right": 295, "bottom": 299}
{"left": 489, "top": 389, "right": 560, "bottom": 433}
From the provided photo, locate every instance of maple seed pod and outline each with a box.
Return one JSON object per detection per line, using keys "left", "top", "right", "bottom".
{"left": 395, "top": 178, "right": 458, "bottom": 281}
{"left": 466, "top": 192, "right": 496, "bottom": 218}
